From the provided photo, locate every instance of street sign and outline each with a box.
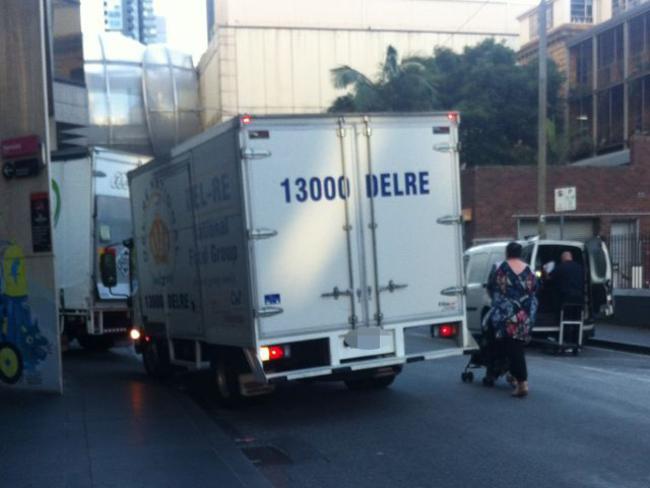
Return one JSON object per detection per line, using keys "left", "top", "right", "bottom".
{"left": 554, "top": 186, "right": 576, "bottom": 212}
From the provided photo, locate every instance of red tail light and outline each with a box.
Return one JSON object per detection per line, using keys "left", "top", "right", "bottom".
{"left": 260, "top": 345, "right": 286, "bottom": 362}
{"left": 438, "top": 324, "right": 457, "bottom": 338}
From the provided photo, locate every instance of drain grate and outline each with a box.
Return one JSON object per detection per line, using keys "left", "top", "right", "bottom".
{"left": 241, "top": 445, "right": 293, "bottom": 466}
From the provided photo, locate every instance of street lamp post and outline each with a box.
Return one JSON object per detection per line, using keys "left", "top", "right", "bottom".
{"left": 537, "top": 0, "right": 548, "bottom": 239}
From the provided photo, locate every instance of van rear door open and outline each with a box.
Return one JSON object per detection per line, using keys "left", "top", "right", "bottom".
{"left": 585, "top": 237, "right": 613, "bottom": 317}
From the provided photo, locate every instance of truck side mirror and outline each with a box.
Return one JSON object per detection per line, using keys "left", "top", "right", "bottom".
{"left": 100, "top": 249, "right": 118, "bottom": 288}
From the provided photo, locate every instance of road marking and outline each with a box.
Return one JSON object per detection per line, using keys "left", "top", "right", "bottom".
{"left": 574, "top": 365, "right": 650, "bottom": 385}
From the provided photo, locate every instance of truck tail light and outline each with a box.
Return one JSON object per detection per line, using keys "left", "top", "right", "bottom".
{"left": 241, "top": 114, "right": 253, "bottom": 125}
{"left": 434, "top": 324, "right": 457, "bottom": 338}
{"left": 447, "top": 111, "right": 460, "bottom": 125}
{"left": 260, "top": 345, "right": 287, "bottom": 362}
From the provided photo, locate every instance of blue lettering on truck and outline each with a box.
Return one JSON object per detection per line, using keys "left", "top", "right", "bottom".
{"left": 281, "top": 172, "right": 430, "bottom": 203}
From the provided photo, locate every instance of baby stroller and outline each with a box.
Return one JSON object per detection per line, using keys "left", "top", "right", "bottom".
{"left": 461, "top": 315, "right": 511, "bottom": 387}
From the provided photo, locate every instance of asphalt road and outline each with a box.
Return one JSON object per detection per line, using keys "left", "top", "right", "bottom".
{"left": 186, "top": 347, "right": 650, "bottom": 488}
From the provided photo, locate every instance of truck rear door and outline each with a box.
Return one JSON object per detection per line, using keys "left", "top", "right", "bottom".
{"left": 243, "top": 118, "right": 360, "bottom": 339}
{"left": 354, "top": 115, "right": 468, "bottom": 353}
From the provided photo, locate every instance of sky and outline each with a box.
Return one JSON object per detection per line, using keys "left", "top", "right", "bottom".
{"left": 155, "top": 0, "right": 208, "bottom": 64}
{"left": 81, "top": 0, "right": 208, "bottom": 65}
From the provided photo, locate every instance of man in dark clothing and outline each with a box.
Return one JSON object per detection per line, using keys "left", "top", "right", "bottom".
{"left": 550, "top": 252, "right": 585, "bottom": 341}
{"left": 552, "top": 251, "right": 585, "bottom": 306}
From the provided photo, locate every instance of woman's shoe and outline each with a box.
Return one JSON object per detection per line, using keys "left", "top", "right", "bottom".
{"left": 511, "top": 381, "right": 528, "bottom": 398}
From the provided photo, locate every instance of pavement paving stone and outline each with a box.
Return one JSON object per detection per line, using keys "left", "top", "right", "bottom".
{"left": 0, "top": 348, "right": 271, "bottom": 488}
{"left": 594, "top": 322, "right": 650, "bottom": 347}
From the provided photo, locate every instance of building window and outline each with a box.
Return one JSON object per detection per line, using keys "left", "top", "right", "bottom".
{"left": 528, "top": 6, "right": 554, "bottom": 40}
{"left": 571, "top": 0, "right": 593, "bottom": 23}
{"left": 570, "top": 40, "right": 593, "bottom": 92}
{"left": 597, "top": 84, "right": 625, "bottom": 152}
{"left": 597, "top": 25, "right": 624, "bottom": 88}
{"left": 628, "top": 75, "right": 650, "bottom": 137}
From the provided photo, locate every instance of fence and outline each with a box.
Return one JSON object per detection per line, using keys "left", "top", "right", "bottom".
{"left": 606, "top": 234, "right": 650, "bottom": 289}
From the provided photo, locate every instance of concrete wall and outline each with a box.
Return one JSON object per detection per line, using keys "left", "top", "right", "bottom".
{"left": 0, "top": 0, "right": 62, "bottom": 393}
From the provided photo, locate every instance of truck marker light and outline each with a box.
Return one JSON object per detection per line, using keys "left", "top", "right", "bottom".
{"left": 130, "top": 328, "right": 141, "bottom": 341}
{"left": 447, "top": 112, "right": 460, "bottom": 125}
{"left": 260, "top": 345, "right": 285, "bottom": 362}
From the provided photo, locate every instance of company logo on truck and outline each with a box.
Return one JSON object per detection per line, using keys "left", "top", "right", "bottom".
{"left": 140, "top": 181, "right": 179, "bottom": 285}
{"left": 148, "top": 216, "right": 170, "bottom": 264}
{"left": 280, "top": 171, "right": 430, "bottom": 204}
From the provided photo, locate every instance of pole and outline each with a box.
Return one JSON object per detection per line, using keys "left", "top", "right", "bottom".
{"left": 537, "top": 0, "right": 547, "bottom": 239}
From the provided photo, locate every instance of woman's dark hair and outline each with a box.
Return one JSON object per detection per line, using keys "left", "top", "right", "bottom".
{"left": 506, "top": 241, "right": 523, "bottom": 259}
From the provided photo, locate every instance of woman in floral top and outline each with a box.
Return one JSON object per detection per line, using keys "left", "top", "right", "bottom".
{"left": 487, "top": 242, "right": 538, "bottom": 397}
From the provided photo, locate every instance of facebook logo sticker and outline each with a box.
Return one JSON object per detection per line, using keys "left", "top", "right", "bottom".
{"left": 264, "top": 294, "right": 281, "bottom": 305}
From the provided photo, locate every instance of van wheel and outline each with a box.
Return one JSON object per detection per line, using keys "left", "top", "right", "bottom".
{"left": 142, "top": 339, "right": 172, "bottom": 379}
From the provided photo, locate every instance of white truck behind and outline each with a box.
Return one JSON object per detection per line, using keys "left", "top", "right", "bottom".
{"left": 125, "top": 114, "right": 475, "bottom": 398}
{"left": 52, "top": 148, "right": 148, "bottom": 350}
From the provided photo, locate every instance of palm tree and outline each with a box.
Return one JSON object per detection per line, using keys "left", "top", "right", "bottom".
{"left": 329, "top": 46, "right": 437, "bottom": 113}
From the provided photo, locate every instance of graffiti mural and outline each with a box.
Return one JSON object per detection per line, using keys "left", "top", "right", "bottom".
{"left": 0, "top": 241, "right": 52, "bottom": 385}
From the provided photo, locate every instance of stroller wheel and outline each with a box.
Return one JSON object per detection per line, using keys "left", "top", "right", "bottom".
{"left": 461, "top": 372, "right": 474, "bottom": 383}
{"left": 482, "top": 376, "right": 495, "bottom": 387}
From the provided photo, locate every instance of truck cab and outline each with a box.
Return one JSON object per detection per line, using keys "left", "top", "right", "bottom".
{"left": 464, "top": 238, "right": 613, "bottom": 341}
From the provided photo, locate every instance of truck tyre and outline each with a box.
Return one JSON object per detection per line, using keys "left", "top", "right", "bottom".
{"left": 77, "top": 334, "right": 114, "bottom": 352}
{"left": 142, "top": 339, "right": 172, "bottom": 379}
{"left": 344, "top": 370, "right": 399, "bottom": 390}
{"left": 214, "top": 357, "right": 243, "bottom": 405}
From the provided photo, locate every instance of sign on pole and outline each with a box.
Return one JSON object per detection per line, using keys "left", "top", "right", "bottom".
{"left": 554, "top": 186, "right": 576, "bottom": 213}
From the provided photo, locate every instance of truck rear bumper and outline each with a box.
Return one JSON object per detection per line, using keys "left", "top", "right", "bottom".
{"left": 265, "top": 347, "right": 468, "bottom": 383}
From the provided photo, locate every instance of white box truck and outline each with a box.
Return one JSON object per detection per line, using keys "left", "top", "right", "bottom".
{"left": 52, "top": 148, "right": 148, "bottom": 350}
{"left": 126, "top": 114, "right": 476, "bottom": 398}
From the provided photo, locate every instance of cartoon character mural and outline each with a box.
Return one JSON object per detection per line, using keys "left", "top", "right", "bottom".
{"left": 0, "top": 241, "right": 51, "bottom": 384}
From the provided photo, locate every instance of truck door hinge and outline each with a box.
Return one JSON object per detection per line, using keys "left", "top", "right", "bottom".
{"left": 433, "top": 143, "right": 459, "bottom": 153}
{"left": 441, "top": 286, "right": 465, "bottom": 297}
{"left": 257, "top": 306, "right": 283, "bottom": 318}
{"left": 249, "top": 228, "right": 278, "bottom": 240}
{"left": 241, "top": 148, "right": 272, "bottom": 160}
{"left": 436, "top": 215, "right": 463, "bottom": 225}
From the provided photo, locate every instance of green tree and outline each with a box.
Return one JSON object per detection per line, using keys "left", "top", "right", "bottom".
{"left": 329, "top": 46, "right": 438, "bottom": 112}
{"left": 329, "top": 39, "right": 565, "bottom": 166}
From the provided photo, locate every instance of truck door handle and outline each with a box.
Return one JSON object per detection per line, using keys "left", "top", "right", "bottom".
{"left": 258, "top": 306, "right": 283, "bottom": 318}
{"left": 379, "top": 280, "right": 408, "bottom": 293}
{"left": 321, "top": 286, "right": 352, "bottom": 300}
{"left": 441, "top": 286, "right": 465, "bottom": 296}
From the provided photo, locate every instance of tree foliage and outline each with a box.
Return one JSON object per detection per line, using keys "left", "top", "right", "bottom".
{"left": 329, "top": 40, "right": 564, "bottom": 166}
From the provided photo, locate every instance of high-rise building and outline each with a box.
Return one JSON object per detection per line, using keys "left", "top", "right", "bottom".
{"left": 102, "top": 0, "right": 158, "bottom": 44}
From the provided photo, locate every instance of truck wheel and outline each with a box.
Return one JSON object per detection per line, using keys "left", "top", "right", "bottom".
{"left": 344, "top": 370, "right": 399, "bottom": 390}
{"left": 214, "top": 357, "right": 243, "bottom": 405}
{"left": 142, "top": 339, "right": 172, "bottom": 379}
{"left": 77, "top": 335, "right": 113, "bottom": 352}
{"left": 0, "top": 342, "right": 23, "bottom": 384}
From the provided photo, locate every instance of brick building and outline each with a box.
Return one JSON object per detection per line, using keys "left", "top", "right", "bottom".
{"left": 462, "top": 136, "right": 650, "bottom": 288}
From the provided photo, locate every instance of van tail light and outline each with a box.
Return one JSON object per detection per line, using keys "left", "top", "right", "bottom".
{"left": 434, "top": 324, "right": 458, "bottom": 338}
{"left": 260, "top": 345, "right": 289, "bottom": 362}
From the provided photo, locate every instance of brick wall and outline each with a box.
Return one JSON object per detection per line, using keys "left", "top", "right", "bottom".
{"left": 462, "top": 135, "right": 650, "bottom": 244}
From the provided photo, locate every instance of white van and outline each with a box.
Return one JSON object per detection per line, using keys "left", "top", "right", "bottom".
{"left": 464, "top": 238, "right": 613, "bottom": 341}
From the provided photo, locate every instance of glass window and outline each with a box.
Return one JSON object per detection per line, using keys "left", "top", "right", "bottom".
{"left": 468, "top": 253, "right": 490, "bottom": 284}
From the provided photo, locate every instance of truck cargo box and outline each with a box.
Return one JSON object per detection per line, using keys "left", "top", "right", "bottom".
{"left": 129, "top": 114, "right": 474, "bottom": 392}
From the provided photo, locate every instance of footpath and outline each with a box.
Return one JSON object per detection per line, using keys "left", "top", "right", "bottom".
{"left": 0, "top": 348, "right": 271, "bottom": 488}
{"left": 589, "top": 322, "right": 650, "bottom": 355}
